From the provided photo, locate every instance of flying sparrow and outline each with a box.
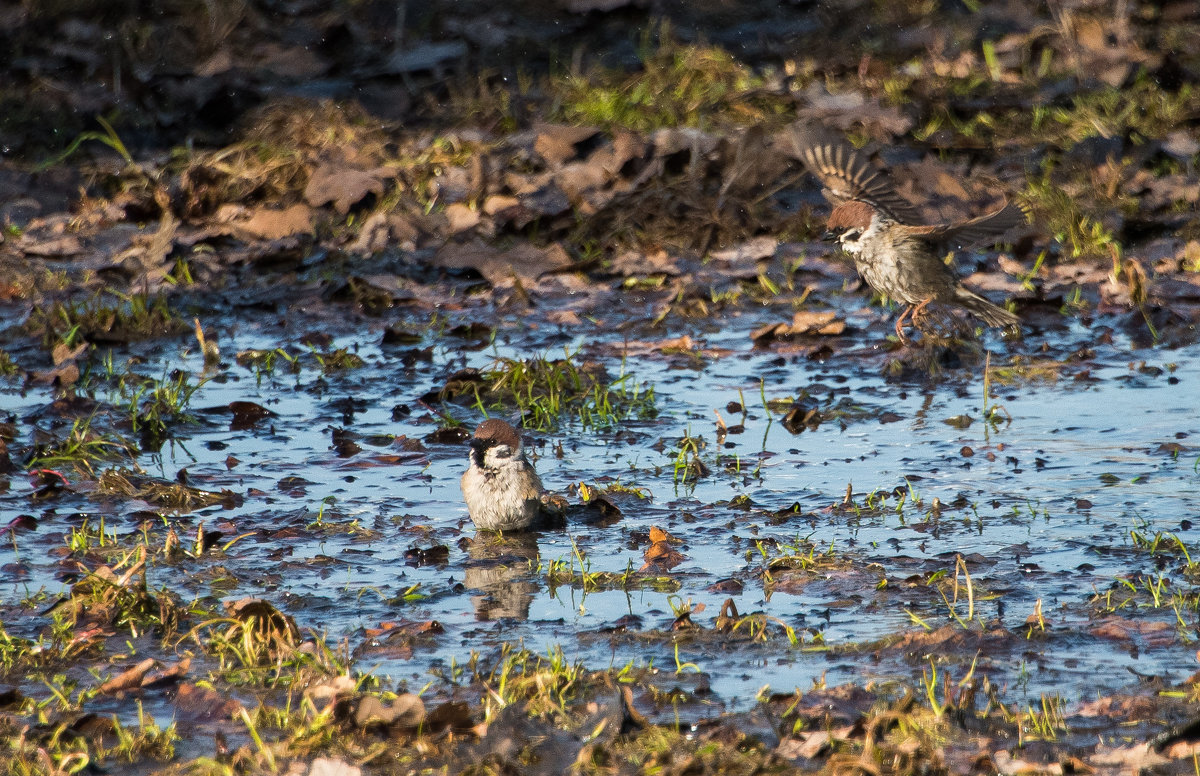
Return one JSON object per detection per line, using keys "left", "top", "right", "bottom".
{"left": 791, "top": 125, "right": 1023, "bottom": 341}
{"left": 461, "top": 419, "right": 546, "bottom": 532}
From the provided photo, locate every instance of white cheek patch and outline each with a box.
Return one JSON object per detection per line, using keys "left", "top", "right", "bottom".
{"left": 841, "top": 218, "right": 882, "bottom": 254}
{"left": 840, "top": 235, "right": 864, "bottom": 254}
{"left": 484, "top": 444, "right": 514, "bottom": 468}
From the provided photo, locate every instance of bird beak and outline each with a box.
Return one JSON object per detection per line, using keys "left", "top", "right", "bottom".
{"left": 469, "top": 438, "right": 488, "bottom": 467}
{"left": 821, "top": 230, "right": 837, "bottom": 243}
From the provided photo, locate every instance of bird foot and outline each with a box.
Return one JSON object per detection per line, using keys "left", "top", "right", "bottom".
{"left": 893, "top": 305, "right": 916, "bottom": 346}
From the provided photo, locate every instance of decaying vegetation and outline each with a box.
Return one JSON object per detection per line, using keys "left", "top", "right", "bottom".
{"left": 2, "top": 0, "right": 1200, "bottom": 773}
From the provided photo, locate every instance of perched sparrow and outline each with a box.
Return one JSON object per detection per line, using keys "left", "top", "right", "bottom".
{"left": 791, "top": 125, "right": 1023, "bottom": 341}
{"left": 461, "top": 419, "right": 545, "bottom": 532}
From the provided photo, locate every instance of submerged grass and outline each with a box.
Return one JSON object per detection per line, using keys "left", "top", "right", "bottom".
{"left": 24, "top": 290, "right": 187, "bottom": 349}
{"left": 28, "top": 414, "right": 135, "bottom": 473}
{"left": 473, "top": 349, "right": 656, "bottom": 431}
{"left": 1021, "top": 172, "right": 1122, "bottom": 262}
{"left": 117, "top": 369, "right": 208, "bottom": 447}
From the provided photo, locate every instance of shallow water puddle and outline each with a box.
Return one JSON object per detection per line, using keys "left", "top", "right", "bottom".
{"left": 4, "top": 300, "right": 1198, "bottom": 725}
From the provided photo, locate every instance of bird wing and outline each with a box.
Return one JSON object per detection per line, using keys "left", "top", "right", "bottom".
{"left": 901, "top": 200, "right": 1027, "bottom": 250}
{"left": 789, "top": 123, "right": 924, "bottom": 223}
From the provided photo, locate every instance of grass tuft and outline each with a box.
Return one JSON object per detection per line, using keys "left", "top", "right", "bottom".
{"left": 462, "top": 349, "right": 656, "bottom": 431}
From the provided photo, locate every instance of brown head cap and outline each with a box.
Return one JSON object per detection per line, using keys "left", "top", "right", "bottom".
{"left": 827, "top": 200, "right": 877, "bottom": 232}
{"left": 472, "top": 419, "right": 522, "bottom": 449}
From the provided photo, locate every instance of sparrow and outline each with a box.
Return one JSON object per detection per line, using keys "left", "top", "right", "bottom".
{"left": 460, "top": 419, "right": 545, "bottom": 532}
{"left": 791, "top": 125, "right": 1023, "bottom": 341}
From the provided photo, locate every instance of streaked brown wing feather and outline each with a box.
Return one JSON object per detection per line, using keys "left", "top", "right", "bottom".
{"left": 901, "top": 200, "right": 1027, "bottom": 249}
{"left": 790, "top": 123, "right": 923, "bottom": 223}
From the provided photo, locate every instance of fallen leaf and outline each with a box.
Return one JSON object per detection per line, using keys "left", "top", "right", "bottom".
{"left": 798, "top": 82, "right": 913, "bottom": 138}
{"left": 225, "top": 400, "right": 275, "bottom": 430}
{"left": 433, "top": 239, "right": 572, "bottom": 286}
{"left": 1089, "top": 742, "right": 1168, "bottom": 769}
{"left": 217, "top": 204, "right": 314, "bottom": 241}
{"left": 309, "top": 759, "right": 362, "bottom": 776}
{"left": 992, "top": 750, "right": 1062, "bottom": 775}
{"left": 174, "top": 683, "right": 244, "bottom": 724}
{"left": 444, "top": 202, "right": 480, "bottom": 233}
{"left": 31, "top": 362, "right": 80, "bottom": 387}
{"left": 304, "top": 163, "right": 388, "bottom": 214}
{"left": 533, "top": 123, "right": 602, "bottom": 166}
{"left": 643, "top": 541, "right": 685, "bottom": 570}
{"left": 19, "top": 235, "right": 83, "bottom": 257}
{"left": 100, "top": 658, "right": 156, "bottom": 694}
{"left": 610, "top": 248, "right": 678, "bottom": 276}
{"left": 648, "top": 526, "right": 677, "bottom": 544}
{"left": 51, "top": 341, "right": 87, "bottom": 365}
{"left": 776, "top": 731, "right": 833, "bottom": 761}
{"left": 352, "top": 693, "right": 426, "bottom": 728}
{"left": 709, "top": 237, "right": 777, "bottom": 267}
{"left": 141, "top": 657, "right": 191, "bottom": 688}
{"left": 751, "top": 310, "right": 845, "bottom": 344}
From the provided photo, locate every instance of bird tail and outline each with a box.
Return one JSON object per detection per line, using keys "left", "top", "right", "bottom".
{"left": 954, "top": 288, "right": 1020, "bottom": 329}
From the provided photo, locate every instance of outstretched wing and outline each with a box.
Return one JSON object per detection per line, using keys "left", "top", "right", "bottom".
{"left": 789, "top": 123, "right": 924, "bottom": 223}
{"left": 903, "top": 200, "right": 1028, "bottom": 250}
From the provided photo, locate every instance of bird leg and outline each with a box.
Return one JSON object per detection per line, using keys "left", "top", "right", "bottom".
{"left": 893, "top": 305, "right": 915, "bottom": 345}
{"left": 909, "top": 298, "right": 933, "bottom": 332}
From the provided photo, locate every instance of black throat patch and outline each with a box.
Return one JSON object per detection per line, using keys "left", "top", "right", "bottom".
{"left": 469, "top": 439, "right": 491, "bottom": 470}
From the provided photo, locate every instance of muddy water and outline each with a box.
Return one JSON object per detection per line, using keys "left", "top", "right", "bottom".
{"left": 3, "top": 300, "right": 1199, "bottom": 722}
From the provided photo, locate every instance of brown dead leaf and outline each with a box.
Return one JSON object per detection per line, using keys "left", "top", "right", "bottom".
{"left": 309, "top": 759, "right": 362, "bottom": 776}
{"left": 650, "top": 127, "right": 719, "bottom": 159}
{"left": 992, "top": 750, "right": 1062, "bottom": 775}
{"left": 100, "top": 658, "right": 156, "bottom": 694}
{"left": 534, "top": 124, "right": 602, "bottom": 167}
{"left": 709, "top": 237, "right": 777, "bottom": 268}
{"left": 648, "top": 526, "right": 677, "bottom": 544}
{"left": 483, "top": 194, "right": 520, "bottom": 215}
{"left": 174, "top": 682, "right": 244, "bottom": 724}
{"left": 885, "top": 624, "right": 1012, "bottom": 653}
{"left": 217, "top": 204, "right": 314, "bottom": 241}
{"left": 444, "top": 202, "right": 481, "bottom": 233}
{"left": 141, "top": 657, "right": 191, "bottom": 688}
{"left": 365, "top": 619, "right": 444, "bottom": 638}
{"left": 546, "top": 309, "right": 583, "bottom": 326}
{"left": 1076, "top": 695, "right": 1157, "bottom": 720}
{"left": 1089, "top": 742, "right": 1168, "bottom": 770}
{"left": 1163, "top": 131, "right": 1200, "bottom": 160}
{"left": 434, "top": 239, "right": 572, "bottom": 287}
{"left": 220, "top": 401, "right": 272, "bottom": 431}
{"left": 610, "top": 248, "right": 678, "bottom": 276}
{"left": 900, "top": 157, "right": 972, "bottom": 202}
{"left": 776, "top": 731, "right": 835, "bottom": 761}
{"left": 553, "top": 160, "right": 612, "bottom": 205}
{"left": 254, "top": 42, "right": 330, "bottom": 80}
{"left": 110, "top": 213, "right": 178, "bottom": 283}
{"left": 642, "top": 541, "right": 685, "bottom": 570}
{"left": 31, "top": 361, "right": 80, "bottom": 387}
{"left": 304, "top": 675, "right": 358, "bottom": 710}
{"left": 349, "top": 212, "right": 392, "bottom": 255}
{"left": 51, "top": 341, "right": 87, "bottom": 365}
{"left": 304, "top": 163, "right": 389, "bottom": 214}
{"left": 19, "top": 235, "right": 83, "bottom": 258}
{"left": 1089, "top": 616, "right": 1174, "bottom": 646}
{"left": 751, "top": 310, "right": 845, "bottom": 344}
{"left": 1163, "top": 740, "right": 1200, "bottom": 759}
{"left": 352, "top": 693, "right": 426, "bottom": 728}
{"left": 798, "top": 83, "right": 912, "bottom": 138}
